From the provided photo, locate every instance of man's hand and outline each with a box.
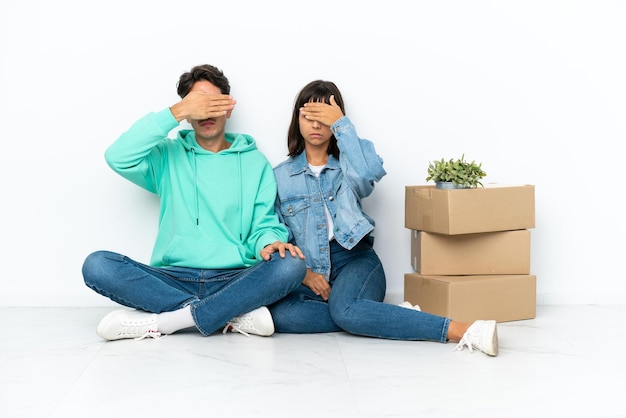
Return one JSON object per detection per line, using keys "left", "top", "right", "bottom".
{"left": 260, "top": 241, "right": 305, "bottom": 261}
{"left": 170, "top": 92, "right": 236, "bottom": 122}
{"left": 302, "top": 269, "right": 331, "bottom": 301}
{"left": 299, "top": 95, "right": 344, "bottom": 127}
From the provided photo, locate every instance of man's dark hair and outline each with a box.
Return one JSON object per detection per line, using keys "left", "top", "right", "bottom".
{"left": 177, "top": 64, "right": 231, "bottom": 98}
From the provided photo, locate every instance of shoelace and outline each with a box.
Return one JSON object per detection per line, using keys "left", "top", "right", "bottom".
{"left": 118, "top": 321, "right": 162, "bottom": 341}
{"left": 135, "top": 330, "right": 164, "bottom": 341}
{"left": 222, "top": 317, "right": 253, "bottom": 337}
{"left": 454, "top": 332, "right": 475, "bottom": 353}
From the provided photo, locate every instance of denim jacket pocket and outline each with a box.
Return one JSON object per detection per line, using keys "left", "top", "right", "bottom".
{"left": 279, "top": 197, "right": 309, "bottom": 241}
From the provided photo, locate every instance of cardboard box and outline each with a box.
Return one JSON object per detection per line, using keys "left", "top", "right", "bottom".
{"left": 405, "top": 184, "right": 535, "bottom": 234}
{"left": 411, "top": 229, "right": 531, "bottom": 275}
{"left": 404, "top": 273, "right": 536, "bottom": 323}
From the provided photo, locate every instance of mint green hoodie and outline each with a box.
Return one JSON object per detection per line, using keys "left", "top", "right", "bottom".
{"left": 105, "top": 108, "right": 288, "bottom": 268}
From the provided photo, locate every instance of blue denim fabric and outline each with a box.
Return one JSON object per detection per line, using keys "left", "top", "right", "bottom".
{"left": 269, "top": 239, "right": 450, "bottom": 342}
{"left": 82, "top": 250, "right": 306, "bottom": 336}
{"left": 273, "top": 117, "right": 387, "bottom": 279}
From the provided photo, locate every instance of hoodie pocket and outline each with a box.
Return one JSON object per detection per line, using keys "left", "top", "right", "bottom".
{"left": 162, "top": 236, "right": 244, "bottom": 268}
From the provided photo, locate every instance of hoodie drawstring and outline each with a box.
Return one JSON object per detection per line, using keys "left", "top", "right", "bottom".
{"left": 238, "top": 152, "right": 243, "bottom": 241}
{"left": 191, "top": 148, "right": 199, "bottom": 225}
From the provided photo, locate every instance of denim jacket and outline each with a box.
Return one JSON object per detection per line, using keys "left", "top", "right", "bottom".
{"left": 273, "top": 116, "right": 386, "bottom": 279}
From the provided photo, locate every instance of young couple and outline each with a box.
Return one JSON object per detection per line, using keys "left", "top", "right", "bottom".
{"left": 82, "top": 64, "right": 498, "bottom": 356}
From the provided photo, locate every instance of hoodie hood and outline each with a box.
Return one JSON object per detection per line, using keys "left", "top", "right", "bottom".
{"left": 176, "top": 129, "right": 258, "bottom": 154}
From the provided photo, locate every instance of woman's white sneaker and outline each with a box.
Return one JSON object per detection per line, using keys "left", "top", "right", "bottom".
{"left": 398, "top": 301, "right": 421, "bottom": 311}
{"left": 96, "top": 309, "right": 162, "bottom": 341}
{"left": 455, "top": 320, "right": 498, "bottom": 356}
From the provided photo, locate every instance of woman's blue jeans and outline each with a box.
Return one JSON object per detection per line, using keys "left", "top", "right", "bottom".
{"left": 82, "top": 250, "right": 306, "bottom": 336}
{"left": 269, "top": 238, "right": 450, "bottom": 342}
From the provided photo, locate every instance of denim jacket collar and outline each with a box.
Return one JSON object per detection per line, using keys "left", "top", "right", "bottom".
{"left": 289, "top": 151, "right": 340, "bottom": 176}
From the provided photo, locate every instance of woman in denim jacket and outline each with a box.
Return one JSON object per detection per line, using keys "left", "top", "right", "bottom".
{"left": 269, "top": 80, "right": 498, "bottom": 356}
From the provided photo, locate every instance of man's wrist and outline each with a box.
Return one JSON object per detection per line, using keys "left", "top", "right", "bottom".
{"left": 169, "top": 102, "right": 187, "bottom": 122}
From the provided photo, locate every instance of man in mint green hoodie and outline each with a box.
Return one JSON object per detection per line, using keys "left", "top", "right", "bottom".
{"left": 82, "top": 64, "right": 306, "bottom": 340}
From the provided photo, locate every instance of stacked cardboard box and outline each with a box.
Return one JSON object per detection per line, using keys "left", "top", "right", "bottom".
{"left": 404, "top": 184, "right": 536, "bottom": 323}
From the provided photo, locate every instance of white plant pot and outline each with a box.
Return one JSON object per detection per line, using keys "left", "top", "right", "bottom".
{"left": 435, "top": 181, "right": 470, "bottom": 190}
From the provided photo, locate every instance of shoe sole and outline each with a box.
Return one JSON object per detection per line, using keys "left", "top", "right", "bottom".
{"left": 483, "top": 321, "right": 498, "bottom": 356}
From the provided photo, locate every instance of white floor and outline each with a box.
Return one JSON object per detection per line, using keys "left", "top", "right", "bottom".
{"left": 1, "top": 305, "right": 623, "bottom": 418}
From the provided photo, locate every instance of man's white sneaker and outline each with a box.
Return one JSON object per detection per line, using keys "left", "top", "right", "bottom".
{"left": 222, "top": 306, "right": 275, "bottom": 337}
{"left": 455, "top": 320, "right": 498, "bottom": 356}
{"left": 96, "top": 309, "right": 162, "bottom": 341}
{"left": 398, "top": 301, "right": 421, "bottom": 311}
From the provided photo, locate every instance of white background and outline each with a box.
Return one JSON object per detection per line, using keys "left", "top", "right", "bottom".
{"left": 1, "top": 0, "right": 624, "bottom": 307}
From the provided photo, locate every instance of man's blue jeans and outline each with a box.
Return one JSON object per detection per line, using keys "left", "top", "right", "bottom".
{"left": 82, "top": 250, "right": 306, "bottom": 336}
{"left": 269, "top": 239, "right": 450, "bottom": 342}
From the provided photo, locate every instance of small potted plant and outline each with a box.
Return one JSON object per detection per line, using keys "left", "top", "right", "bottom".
{"left": 425, "top": 154, "right": 487, "bottom": 189}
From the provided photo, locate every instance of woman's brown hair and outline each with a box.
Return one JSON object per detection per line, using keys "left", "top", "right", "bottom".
{"left": 287, "top": 80, "right": 345, "bottom": 159}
